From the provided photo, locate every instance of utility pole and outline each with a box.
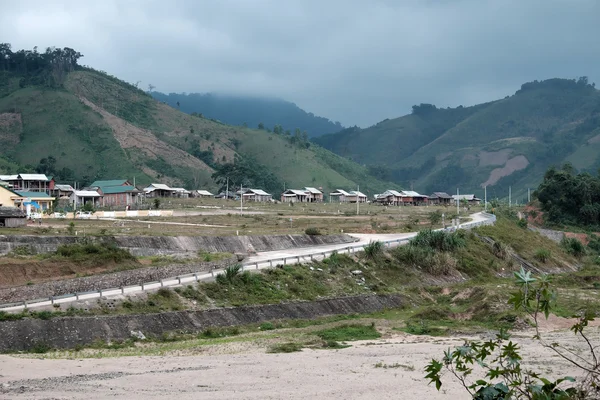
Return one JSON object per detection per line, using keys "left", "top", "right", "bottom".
{"left": 528, "top": 188, "right": 531, "bottom": 203}
{"left": 484, "top": 185, "right": 487, "bottom": 212}
{"left": 226, "top": 177, "right": 229, "bottom": 201}
{"left": 456, "top": 187, "right": 459, "bottom": 216}
{"left": 509, "top": 186, "right": 512, "bottom": 208}
{"left": 240, "top": 184, "right": 243, "bottom": 216}
{"left": 356, "top": 185, "right": 360, "bottom": 215}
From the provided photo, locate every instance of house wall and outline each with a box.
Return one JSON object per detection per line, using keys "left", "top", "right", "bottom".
{"left": 102, "top": 193, "right": 132, "bottom": 207}
{"left": 0, "top": 188, "right": 16, "bottom": 207}
{"left": 0, "top": 217, "right": 26, "bottom": 228}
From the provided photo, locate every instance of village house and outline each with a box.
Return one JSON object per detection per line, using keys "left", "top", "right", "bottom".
{"left": 171, "top": 188, "right": 191, "bottom": 198}
{"left": 0, "top": 206, "right": 27, "bottom": 228}
{"left": 0, "top": 174, "right": 54, "bottom": 193}
{"left": 89, "top": 180, "right": 141, "bottom": 207}
{"left": 397, "top": 191, "right": 428, "bottom": 206}
{"left": 237, "top": 188, "right": 272, "bottom": 202}
{"left": 428, "top": 192, "right": 453, "bottom": 206}
{"left": 215, "top": 191, "right": 235, "bottom": 200}
{"left": 52, "top": 184, "right": 75, "bottom": 199}
{"left": 71, "top": 190, "right": 102, "bottom": 208}
{"left": 14, "top": 191, "right": 55, "bottom": 212}
{"left": 453, "top": 194, "right": 482, "bottom": 205}
{"left": 193, "top": 190, "right": 214, "bottom": 198}
{"left": 144, "top": 183, "right": 175, "bottom": 198}
{"left": 330, "top": 189, "right": 367, "bottom": 203}
{"left": 0, "top": 185, "right": 22, "bottom": 208}
{"left": 375, "top": 190, "right": 403, "bottom": 205}
{"left": 304, "top": 187, "right": 324, "bottom": 202}
{"left": 281, "top": 189, "right": 310, "bottom": 203}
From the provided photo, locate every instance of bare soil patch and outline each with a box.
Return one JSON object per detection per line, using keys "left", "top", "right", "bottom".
{"left": 478, "top": 149, "right": 512, "bottom": 167}
{"left": 482, "top": 155, "right": 529, "bottom": 187}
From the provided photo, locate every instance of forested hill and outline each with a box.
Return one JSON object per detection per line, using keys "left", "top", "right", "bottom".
{"left": 315, "top": 77, "right": 600, "bottom": 201}
{"left": 0, "top": 43, "right": 395, "bottom": 194}
{"left": 151, "top": 92, "right": 343, "bottom": 138}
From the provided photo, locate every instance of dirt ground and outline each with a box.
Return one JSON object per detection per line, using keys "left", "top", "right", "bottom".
{"left": 0, "top": 325, "right": 596, "bottom": 400}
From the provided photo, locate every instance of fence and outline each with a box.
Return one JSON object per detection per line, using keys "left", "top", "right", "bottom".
{"left": 0, "top": 213, "right": 496, "bottom": 312}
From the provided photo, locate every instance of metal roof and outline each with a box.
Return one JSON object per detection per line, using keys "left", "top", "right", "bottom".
{"left": 400, "top": 190, "right": 426, "bottom": 197}
{"left": 196, "top": 190, "right": 214, "bottom": 196}
{"left": 75, "top": 190, "right": 101, "bottom": 197}
{"left": 381, "top": 190, "right": 402, "bottom": 197}
{"left": 15, "top": 191, "right": 52, "bottom": 199}
{"left": 0, "top": 206, "right": 26, "bottom": 218}
{"left": 248, "top": 189, "right": 271, "bottom": 196}
{"left": 100, "top": 185, "right": 138, "bottom": 194}
{"left": 0, "top": 175, "right": 18, "bottom": 181}
{"left": 330, "top": 189, "right": 351, "bottom": 196}
{"left": 18, "top": 174, "right": 49, "bottom": 181}
{"left": 304, "top": 187, "right": 322, "bottom": 194}
{"left": 452, "top": 194, "right": 480, "bottom": 201}
{"left": 145, "top": 183, "right": 173, "bottom": 191}
{"left": 55, "top": 184, "right": 74, "bottom": 191}
{"left": 431, "top": 192, "right": 452, "bottom": 199}
{"left": 283, "top": 189, "right": 309, "bottom": 195}
{"left": 90, "top": 179, "right": 130, "bottom": 187}
{"left": 350, "top": 191, "right": 367, "bottom": 197}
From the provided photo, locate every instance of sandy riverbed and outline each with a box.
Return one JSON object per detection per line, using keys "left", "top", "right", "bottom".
{"left": 0, "top": 324, "right": 595, "bottom": 400}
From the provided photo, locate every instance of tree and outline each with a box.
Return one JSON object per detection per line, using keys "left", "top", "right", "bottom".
{"left": 425, "top": 267, "right": 598, "bottom": 398}
{"left": 148, "top": 83, "right": 155, "bottom": 92}
{"left": 258, "top": 122, "right": 265, "bottom": 130}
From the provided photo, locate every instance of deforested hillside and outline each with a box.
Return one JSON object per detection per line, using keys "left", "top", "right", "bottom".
{"left": 315, "top": 77, "right": 600, "bottom": 200}
{"left": 0, "top": 44, "right": 395, "bottom": 194}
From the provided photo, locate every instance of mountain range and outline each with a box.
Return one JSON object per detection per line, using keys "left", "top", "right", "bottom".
{"left": 0, "top": 44, "right": 393, "bottom": 196}
{"left": 315, "top": 77, "right": 600, "bottom": 201}
{"left": 150, "top": 92, "right": 343, "bottom": 138}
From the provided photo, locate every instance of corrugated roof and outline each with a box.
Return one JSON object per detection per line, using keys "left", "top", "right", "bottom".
{"left": 304, "top": 187, "right": 322, "bottom": 194}
{"left": 284, "top": 189, "right": 309, "bottom": 195}
{"left": 400, "top": 190, "right": 425, "bottom": 197}
{"left": 55, "top": 184, "right": 74, "bottom": 191}
{"left": 18, "top": 174, "right": 49, "bottom": 181}
{"left": 431, "top": 192, "right": 452, "bottom": 199}
{"left": 381, "top": 190, "right": 402, "bottom": 197}
{"left": 147, "top": 183, "right": 173, "bottom": 191}
{"left": 90, "top": 179, "right": 129, "bottom": 187}
{"left": 100, "top": 185, "right": 138, "bottom": 194}
{"left": 0, "top": 206, "right": 26, "bottom": 218}
{"left": 330, "top": 189, "right": 351, "bottom": 196}
{"left": 15, "top": 191, "right": 53, "bottom": 199}
{"left": 350, "top": 191, "right": 367, "bottom": 197}
{"left": 0, "top": 175, "right": 18, "bottom": 181}
{"left": 248, "top": 189, "right": 271, "bottom": 196}
{"left": 196, "top": 190, "right": 213, "bottom": 196}
{"left": 75, "top": 190, "right": 101, "bottom": 197}
{"left": 452, "top": 194, "right": 480, "bottom": 201}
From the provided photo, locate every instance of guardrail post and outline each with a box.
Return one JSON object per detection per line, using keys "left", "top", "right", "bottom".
{"left": 297, "top": 256, "right": 300, "bottom": 263}
{"left": 177, "top": 277, "right": 181, "bottom": 284}
{"left": 23, "top": 300, "right": 27, "bottom": 309}
{"left": 121, "top": 287, "right": 125, "bottom": 294}
{"left": 211, "top": 269, "right": 214, "bottom": 277}
{"left": 141, "top": 283, "right": 145, "bottom": 290}
{"left": 310, "top": 254, "right": 313, "bottom": 260}
{"left": 50, "top": 296, "right": 54, "bottom": 305}
{"left": 75, "top": 293, "right": 79, "bottom": 300}
{"left": 269, "top": 260, "right": 273, "bottom": 267}
{"left": 255, "top": 263, "right": 259, "bottom": 269}
{"left": 194, "top": 273, "right": 199, "bottom": 281}
{"left": 160, "top": 280, "right": 164, "bottom": 287}
{"left": 98, "top": 289, "right": 102, "bottom": 297}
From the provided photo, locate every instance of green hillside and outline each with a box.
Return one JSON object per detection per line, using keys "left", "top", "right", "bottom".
{"left": 315, "top": 78, "right": 600, "bottom": 201}
{"left": 0, "top": 44, "right": 395, "bottom": 195}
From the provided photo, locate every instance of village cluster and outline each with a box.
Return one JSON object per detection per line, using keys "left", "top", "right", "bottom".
{"left": 0, "top": 173, "right": 481, "bottom": 228}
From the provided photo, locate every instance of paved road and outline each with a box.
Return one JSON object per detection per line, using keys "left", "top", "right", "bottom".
{"left": 0, "top": 212, "right": 493, "bottom": 311}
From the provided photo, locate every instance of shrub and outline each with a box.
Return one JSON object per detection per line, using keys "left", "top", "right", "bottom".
{"left": 54, "top": 243, "right": 136, "bottom": 264}
{"left": 67, "top": 222, "right": 75, "bottom": 235}
{"left": 363, "top": 241, "right": 384, "bottom": 259}
{"left": 517, "top": 218, "right": 528, "bottom": 228}
{"left": 492, "top": 241, "right": 510, "bottom": 260}
{"left": 222, "top": 264, "right": 242, "bottom": 284}
{"left": 260, "top": 322, "right": 276, "bottom": 330}
{"left": 428, "top": 210, "right": 442, "bottom": 226}
{"left": 268, "top": 342, "right": 304, "bottom": 353}
{"left": 534, "top": 248, "right": 551, "bottom": 263}
{"left": 410, "top": 229, "right": 465, "bottom": 252}
{"left": 562, "top": 237, "right": 586, "bottom": 258}
{"left": 305, "top": 227, "right": 322, "bottom": 236}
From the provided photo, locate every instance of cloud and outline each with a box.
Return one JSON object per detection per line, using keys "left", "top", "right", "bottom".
{"left": 1, "top": 0, "right": 599, "bottom": 126}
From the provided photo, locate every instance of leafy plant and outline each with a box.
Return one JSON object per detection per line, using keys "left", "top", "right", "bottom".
{"left": 562, "top": 237, "right": 586, "bottom": 258}
{"left": 425, "top": 267, "right": 597, "bottom": 398}
{"left": 305, "top": 227, "right": 322, "bottom": 236}
{"left": 534, "top": 248, "right": 551, "bottom": 263}
{"left": 363, "top": 240, "right": 384, "bottom": 260}
{"left": 67, "top": 222, "right": 75, "bottom": 235}
{"left": 221, "top": 264, "right": 242, "bottom": 284}
{"left": 428, "top": 210, "right": 442, "bottom": 226}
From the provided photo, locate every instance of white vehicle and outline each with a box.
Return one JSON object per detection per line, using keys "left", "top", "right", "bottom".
{"left": 75, "top": 211, "right": 93, "bottom": 219}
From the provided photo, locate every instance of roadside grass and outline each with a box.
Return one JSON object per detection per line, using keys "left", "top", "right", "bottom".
{"left": 315, "top": 323, "right": 381, "bottom": 341}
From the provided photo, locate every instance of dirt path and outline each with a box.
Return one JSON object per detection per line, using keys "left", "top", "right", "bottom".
{"left": 0, "top": 327, "right": 594, "bottom": 400}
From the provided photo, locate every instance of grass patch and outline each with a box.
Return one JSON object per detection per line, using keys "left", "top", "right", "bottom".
{"left": 315, "top": 323, "right": 381, "bottom": 342}
{"left": 51, "top": 242, "right": 137, "bottom": 265}
{"left": 268, "top": 342, "right": 304, "bottom": 353}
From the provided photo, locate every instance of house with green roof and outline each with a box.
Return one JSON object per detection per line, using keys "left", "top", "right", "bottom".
{"left": 89, "top": 179, "right": 141, "bottom": 207}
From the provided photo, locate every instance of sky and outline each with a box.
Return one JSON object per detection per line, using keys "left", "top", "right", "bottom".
{"left": 2, "top": 0, "right": 599, "bottom": 127}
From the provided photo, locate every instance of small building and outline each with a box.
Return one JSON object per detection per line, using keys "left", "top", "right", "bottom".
{"left": 194, "top": 190, "right": 214, "bottom": 198}
{"left": 97, "top": 185, "right": 141, "bottom": 207}
{"left": 144, "top": 183, "right": 175, "bottom": 198}
{"left": 52, "top": 184, "right": 75, "bottom": 199}
{"left": 0, "top": 206, "right": 27, "bottom": 228}
{"left": 453, "top": 194, "right": 482, "bottom": 205}
{"left": 428, "top": 192, "right": 453, "bottom": 206}
{"left": 14, "top": 191, "right": 55, "bottom": 211}
{"left": 304, "top": 187, "right": 324, "bottom": 202}
{"left": 375, "top": 190, "right": 403, "bottom": 205}
{"left": 0, "top": 173, "right": 53, "bottom": 193}
{"left": 238, "top": 188, "right": 272, "bottom": 202}
{"left": 172, "top": 188, "right": 191, "bottom": 198}
{"left": 215, "top": 191, "right": 235, "bottom": 200}
{"left": 329, "top": 189, "right": 352, "bottom": 203}
{"left": 90, "top": 179, "right": 132, "bottom": 188}
{"left": 397, "top": 191, "right": 428, "bottom": 206}
{"left": 281, "top": 189, "right": 310, "bottom": 203}
{"left": 0, "top": 185, "right": 23, "bottom": 207}
{"left": 72, "top": 190, "right": 102, "bottom": 207}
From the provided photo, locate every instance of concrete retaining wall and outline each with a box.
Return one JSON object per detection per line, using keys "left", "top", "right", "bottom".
{"left": 0, "top": 257, "right": 236, "bottom": 303}
{"left": 0, "top": 294, "right": 403, "bottom": 352}
{"left": 528, "top": 227, "right": 565, "bottom": 243}
{"left": 0, "top": 234, "right": 356, "bottom": 257}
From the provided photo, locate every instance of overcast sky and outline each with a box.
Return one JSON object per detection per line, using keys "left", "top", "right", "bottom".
{"left": 2, "top": 0, "right": 599, "bottom": 127}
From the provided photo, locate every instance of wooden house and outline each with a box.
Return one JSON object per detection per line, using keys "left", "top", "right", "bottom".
{"left": 144, "top": 183, "right": 175, "bottom": 198}
{"left": 0, "top": 174, "right": 53, "bottom": 193}
{"left": 329, "top": 189, "right": 351, "bottom": 203}
{"left": 452, "top": 194, "right": 481, "bottom": 205}
{"left": 281, "top": 189, "right": 310, "bottom": 203}
{"left": 0, "top": 206, "right": 27, "bottom": 228}
{"left": 428, "top": 192, "right": 452, "bottom": 205}
{"left": 238, "top": 188, "right": 272, "bottom": 202}
{"left": 398, "top": 191, "right": 428, "bottom": 206}
{"left": 375, "top": 190, "right": 403, "bottom": 205}
{"left": 304, "top": 187, "right": 324, "bottom": 202}
{"left": 89, "top": 180, "right": 140, "bottom": 207}
{"left": 194, "top": 190, "right": 214, "bottom": 198}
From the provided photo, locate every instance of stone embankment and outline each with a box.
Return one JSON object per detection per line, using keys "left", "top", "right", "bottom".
{"left": 0, "top": 257, "right": 236, "bottom": 303}
{"left": 0, "top": 234, "right": 356, "bottom": 257}
{"left": 0, "top": 294, "right": 403, "bottom": 351}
